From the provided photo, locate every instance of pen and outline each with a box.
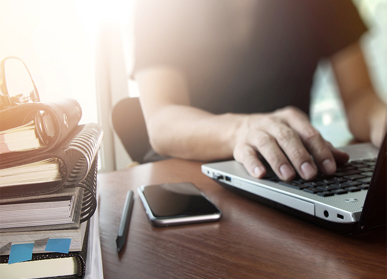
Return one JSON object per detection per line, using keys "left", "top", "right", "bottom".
{"left": 116, "top": 190, "right": 134, "bottom": 253}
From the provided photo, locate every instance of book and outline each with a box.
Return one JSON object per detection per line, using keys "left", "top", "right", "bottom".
{"left": 0, "top": 98, "right": 82, "bottom": 156}
{"left": 0, "top": 221, "right": 90, "bottom": 279}
{"left": 0, "top": 158, "right": 62, "bottom": 187}
{"left": 0, "top": 187, "right": 83, "bottom": 230}
{"left": 0, "top": 197, "right": 103, "bottom": 279}
{"left": 0, "top": 256, "right": 82, "bottom": 279}
{"left": 0, "top": 221, "right": 87, "bottom": 256}
{"left": 0, "top": 121, "right": 42, "bottom": 154}
{"left": 0, "top": 123, "right": 103, "bottom": 199}
{"left": 0, "top": 155, "right": 99, "bottom": 233}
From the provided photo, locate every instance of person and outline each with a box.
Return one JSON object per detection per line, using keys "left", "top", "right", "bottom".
{"left": 131, "top": 0, "right": 386, "bottom": 181}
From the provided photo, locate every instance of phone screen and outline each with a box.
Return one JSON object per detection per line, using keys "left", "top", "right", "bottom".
{"left": 138, "top": 182, "right": 222, "bottom": 226}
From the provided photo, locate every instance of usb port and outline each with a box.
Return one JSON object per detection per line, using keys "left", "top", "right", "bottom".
{"left": 225, "top": 176, "right": 231, "bottom": 182}
{"left": 337, "top": 214, "right": 344, "bottom": 220}
{"left": 214, "top": 174, "right": 223, "bottom": 180}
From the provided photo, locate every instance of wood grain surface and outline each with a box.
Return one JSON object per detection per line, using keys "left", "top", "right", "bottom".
{"left": 98, "top": 159, "right": 386, "bottom": 279}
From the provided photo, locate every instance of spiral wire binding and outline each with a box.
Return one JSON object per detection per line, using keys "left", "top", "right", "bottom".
{"left": 63, "top": 123, "right": 102, "bottom": 224}
{"left": 64, "top": 123, "right": 103, "bottom": 185}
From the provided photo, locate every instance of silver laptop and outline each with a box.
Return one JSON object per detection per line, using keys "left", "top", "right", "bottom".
{"left": 202, "top": 134, "right": 386, "bottom": 234}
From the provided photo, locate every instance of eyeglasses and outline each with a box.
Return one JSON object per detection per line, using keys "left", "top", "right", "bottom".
{"left": 0, "top": 57, "right": 56, "bottom": 145}
{"left": 0, "top": 56, "right": 40, "bottom": 110}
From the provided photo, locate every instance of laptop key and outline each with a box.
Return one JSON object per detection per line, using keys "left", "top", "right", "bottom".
{"left": 316, "top": 179, "right": 337, "bottom": 185}
{"left": 347, "top": 186, "right": 361, "bottom": 192}
{"left": 303, "top": 187, "right": 324, "bottom": 194}
{"left": 334, "top": 170, "right": 361, "bottom": 177}
{"left": 317, "top": 191, "right": 335, "bottom": 197}
{"left": 358, "top": 177, "right": 372, "bottom": 183}
{"left": 357, "top": 167, "right": 374, "bottom": 172}
{"left": 340, "top": 181, "right": 362, "bottom": 188}
{"left": 343, "top": 174, "right": 366, "bottom": 180}
{"left": 336, "top": 165, "right": 356, "bottom": 171}
{"left": 331, "top": 177, "right": 348, "bottom": 183}
{"left": 330, "top": 183, "right": 351, "bottom": 189}
{"left": 278, "top": 181, "right": 308, "bottom": 190}
{"left": 350, "top": 163, "right": 368, "bottom": 168}
{"left": 317, "top": 185, "right": 339, "bottom": 191}
{"left": 359, "top": 184, "right": 369, "bottom": 190}
{"left": 360, "top": 172, "right": 373, "bottom": 177}
{"left": 333, "top": 189, "right": 348, "bottom": 195}
{"left": 303, "top": 181, "right": 326, "bottom": 187}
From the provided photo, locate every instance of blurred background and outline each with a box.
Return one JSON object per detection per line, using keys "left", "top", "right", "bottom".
{"left": 0, "top": 0, "right": 386, "bottom": 172}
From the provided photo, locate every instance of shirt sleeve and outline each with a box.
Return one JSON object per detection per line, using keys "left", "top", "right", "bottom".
{"left": 310, "top": 0, "right": 368, "bottom": 58}
{"left": 131, "top": 0, "right": 190, "bottom": 77}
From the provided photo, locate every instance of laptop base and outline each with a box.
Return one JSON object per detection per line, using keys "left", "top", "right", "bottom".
{"left": 216, "top": 180, "right": 385, "bottom": 235}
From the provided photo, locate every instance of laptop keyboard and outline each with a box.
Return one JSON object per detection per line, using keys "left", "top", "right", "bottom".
{"left": 274, "top": 158, "right": 376, "bottom": 197}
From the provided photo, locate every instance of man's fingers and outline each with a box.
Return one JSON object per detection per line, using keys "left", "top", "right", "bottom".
{"left": 325, "top": 141, "right": 350, "bottom": 165}
{"left": 279, "top": 107, "right": 338, "bottom": 176}
{"left": 262, "top": 122, "right": 317, "bottom": 180}
{"left": 248, "top": 131, "right": 296, "bottom": 181}
{"left": 234, "top": 108, "right": 350, "bottom": 181}
{"left": 234, "top": 145, "right": 267, "bottom": 178}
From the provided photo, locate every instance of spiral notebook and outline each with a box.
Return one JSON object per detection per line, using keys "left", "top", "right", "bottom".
{"left": 0, "top": 155, "right": 99, "bottom": 233}
{"left": 0, "top": 123, "right": 103, "bottom": 199}
{"left": 0, "top": 123, "right": 102, "bottom": 234}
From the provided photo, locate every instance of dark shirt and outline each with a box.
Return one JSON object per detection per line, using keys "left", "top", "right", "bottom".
{"left": 133, "top": 0, "right": 366, "bottom": 116}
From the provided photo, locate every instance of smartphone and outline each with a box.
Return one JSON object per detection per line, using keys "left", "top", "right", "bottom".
{"left": 137, "top": 182, "right": 222, "bottom": 227}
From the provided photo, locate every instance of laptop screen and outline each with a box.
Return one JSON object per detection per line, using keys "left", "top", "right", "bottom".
{"left": 358, "top": 132, "right": 387, "bottom": 231}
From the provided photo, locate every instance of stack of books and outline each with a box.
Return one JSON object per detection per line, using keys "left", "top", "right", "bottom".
{"left": 0, "top": 99, "right": 103, "bottom": 279}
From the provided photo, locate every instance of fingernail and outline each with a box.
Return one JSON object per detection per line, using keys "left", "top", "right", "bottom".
{"left": 301, "top": 162, "right": 316, "bottom": 180}
{"left": 254, "top": 166, "right": 264, "bottom": 177}
{"left": 279, "top": 164, "right": 294, "bottom": 180}
{"left": 322, "top": 159, "right": 336, "bottom": 174}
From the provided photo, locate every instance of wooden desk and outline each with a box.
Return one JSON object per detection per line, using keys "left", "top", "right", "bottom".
{"left": 98, "top": 159, "right": 386, "bottom": 278}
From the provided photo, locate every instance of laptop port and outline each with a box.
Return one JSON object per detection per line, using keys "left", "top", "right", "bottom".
{"left": 225, "top": 176, "right": 231, "bottom": 182}
{"left": 337, "top": 214, "right": 344, "bottom": 220}
{"left": 214, "top": 174, "right": 223, "bottom": 180}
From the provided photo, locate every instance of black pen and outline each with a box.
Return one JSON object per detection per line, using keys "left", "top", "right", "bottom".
{"left": 116, "top": 190, "right": 134, "bottom": 253}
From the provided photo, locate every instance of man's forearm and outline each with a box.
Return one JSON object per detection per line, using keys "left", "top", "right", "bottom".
{"left": 346, "top": 91, "right": 387, "bottom": 146}
{"left": 147, "top": 104, "right": 246, "bottom": 161}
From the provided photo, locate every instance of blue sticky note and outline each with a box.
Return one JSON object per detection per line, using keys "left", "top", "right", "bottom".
{"left": 8, "top": 243, "right": 34, "bottom": 264}
{"left": 45, "top": 238, "right": 71, "bottom": 253}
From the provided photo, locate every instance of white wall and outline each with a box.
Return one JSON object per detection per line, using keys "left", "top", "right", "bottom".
{"left": 0, "top": 1, "right": 98, "bottom": 124}
{"left": 0, "top": 0, "right": 134, "bottom": 172}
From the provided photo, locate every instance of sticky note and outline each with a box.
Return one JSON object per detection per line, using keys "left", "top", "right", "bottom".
{"left": 45, "top": 238, "right": 71, "bottom": 253}
{"left": 8, "top": 243, "right": 34, "bottom": 264}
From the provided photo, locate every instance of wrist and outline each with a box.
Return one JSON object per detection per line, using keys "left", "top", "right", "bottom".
{"left": 231, "top": 113, "right": 254, "bottom": 152}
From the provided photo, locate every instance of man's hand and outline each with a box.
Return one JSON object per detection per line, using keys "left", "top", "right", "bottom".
{"left": 136, "top": 67, "right": 350, "bottom": 181}
{"left": 233, "top": 106, "right": 349, "bottom": 181}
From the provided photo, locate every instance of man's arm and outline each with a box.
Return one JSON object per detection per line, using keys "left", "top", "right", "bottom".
{"left": 135, "top": 66, "right": 349, "bottom": 181}
{"left": 331, "top": 42, "right": 387, "bottom": 147}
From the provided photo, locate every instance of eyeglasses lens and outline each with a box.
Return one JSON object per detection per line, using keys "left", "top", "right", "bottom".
{"left": 4, "top": 58, "right": 38, "bottom": 104}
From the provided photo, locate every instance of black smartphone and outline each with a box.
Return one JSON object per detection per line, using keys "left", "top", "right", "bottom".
{"left": 137, "top": 182, "right": 222, "bottom": 227}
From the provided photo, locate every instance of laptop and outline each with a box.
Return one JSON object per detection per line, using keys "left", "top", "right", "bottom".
{"left": 202, "top": 133, "right": 386, "bottom": 234}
